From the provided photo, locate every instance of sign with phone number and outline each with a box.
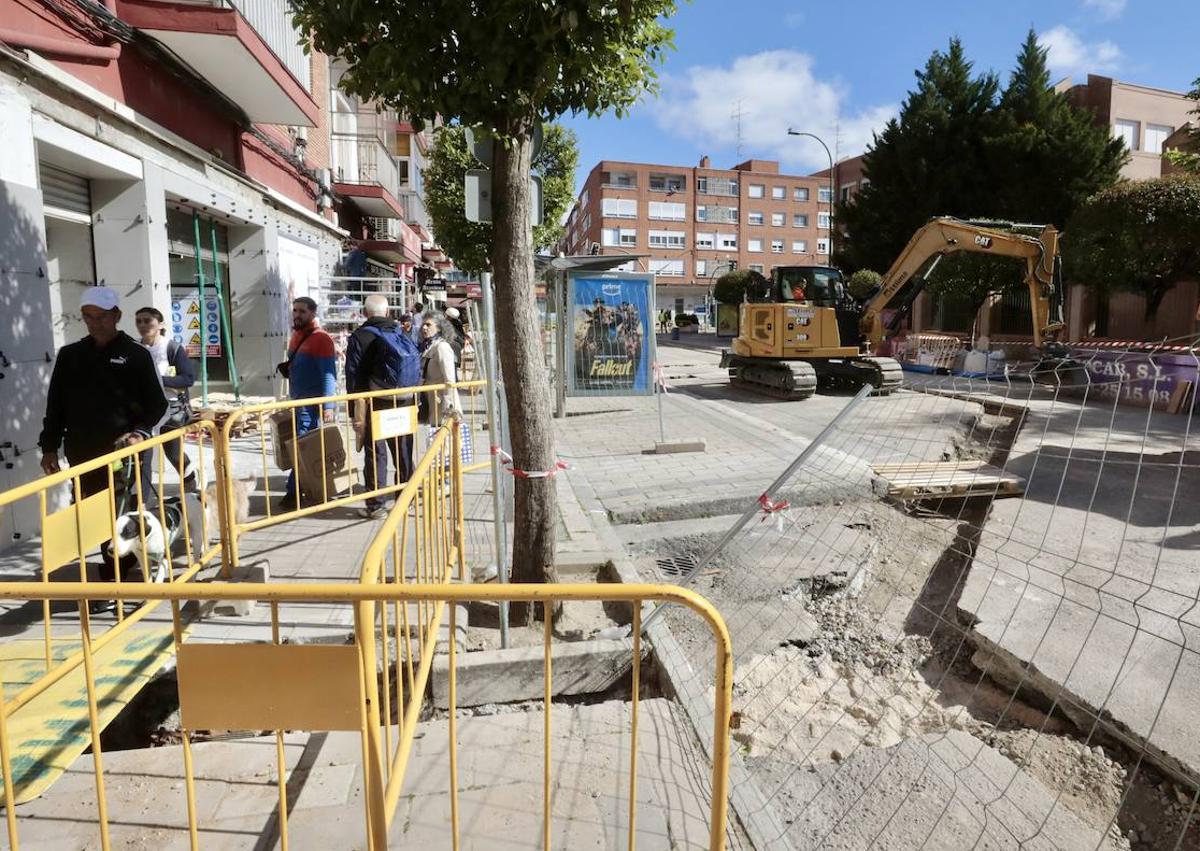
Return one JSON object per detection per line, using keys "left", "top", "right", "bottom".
{"left": 1072, "top": 348, "right": 1197, "bottom": 409}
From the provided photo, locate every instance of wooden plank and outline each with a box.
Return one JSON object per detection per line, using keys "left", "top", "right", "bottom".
{"left": 1166, "top": 380, "right": 1193, "bottom": 415}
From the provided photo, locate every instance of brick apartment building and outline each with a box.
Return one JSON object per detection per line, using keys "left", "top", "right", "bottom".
{"left": 559, "top": 157, "right": 833, "bottom": 316}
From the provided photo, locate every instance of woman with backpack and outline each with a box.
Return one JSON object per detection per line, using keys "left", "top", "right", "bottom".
{"left": 134, "top": 306, "right": 197, "bottom": 498}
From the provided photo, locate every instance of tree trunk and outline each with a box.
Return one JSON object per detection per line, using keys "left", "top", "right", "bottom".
{"left": 489, "top": 117, "right": 559, "bottom": 622}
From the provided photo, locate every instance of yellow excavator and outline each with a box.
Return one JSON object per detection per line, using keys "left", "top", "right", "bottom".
{"left": 719, "top": 216, "right": 1065, "bottom": 399}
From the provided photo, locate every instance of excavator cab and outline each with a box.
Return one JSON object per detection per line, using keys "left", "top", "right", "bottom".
{"left": 774, "top": 266, "right": 845, "bottom": 307}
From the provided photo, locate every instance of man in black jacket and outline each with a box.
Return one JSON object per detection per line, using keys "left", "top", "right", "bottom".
{"left": 39, "top": 286, "right": 168, "bottom": 507}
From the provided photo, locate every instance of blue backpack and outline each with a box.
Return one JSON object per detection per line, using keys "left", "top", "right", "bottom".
{"left": 360, "top": 323, "right": 420, "bottom": 391}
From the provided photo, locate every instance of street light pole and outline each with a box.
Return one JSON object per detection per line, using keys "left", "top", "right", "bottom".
{"left": 787, "top": 129, "right": 834, "bottom": 261}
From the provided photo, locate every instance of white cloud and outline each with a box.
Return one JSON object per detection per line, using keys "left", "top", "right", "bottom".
{"left": 1082, "top": 0, "right": 1126, "bottom": 20}
{"left": 1042, "top": 25, "right": 1122, "bottom": 78}
{"left": 650, "top": 51, "right": 895, "bottom": 172}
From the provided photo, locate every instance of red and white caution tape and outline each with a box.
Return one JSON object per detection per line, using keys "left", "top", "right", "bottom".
{"left": 653, "top": 361, "right": 670, "bottom": 394}
{"left": 757, "top": 492, "right": 791, "bottom": 521}
{"left": 490, "top": 445, "right": 569, "bottom": 479}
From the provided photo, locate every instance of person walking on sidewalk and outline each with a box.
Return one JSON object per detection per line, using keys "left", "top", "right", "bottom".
{"left": 278, "top": 296, "right": 336, "bottom": 509}
{"left": 134, "top": 306, "right": 197, "bottom": 498}
{"left": 38, "top": 286, "right": 168, "bottom": 610}
{"left": 419, "top": 311, "right": 461, "bottom": 425}
{"left": 345, "top": 295, "right": 420, "bottom": 519}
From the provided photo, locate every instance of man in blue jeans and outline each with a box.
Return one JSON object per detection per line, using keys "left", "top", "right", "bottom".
{"left": 279, "top": 297, "right": 336, "bottom": 509}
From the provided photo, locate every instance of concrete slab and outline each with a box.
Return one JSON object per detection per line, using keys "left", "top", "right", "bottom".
{"left": 773, "top": 730, "right": 1116, "bottom": 850}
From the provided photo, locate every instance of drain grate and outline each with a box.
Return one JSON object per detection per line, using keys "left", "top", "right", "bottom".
{"left": 655, "top": 554, "right": 700, "bottom": 577}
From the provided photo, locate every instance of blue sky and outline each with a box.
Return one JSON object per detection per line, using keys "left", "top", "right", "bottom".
{"left": 559, "top": 0, "right": 1199, "bottom": 189}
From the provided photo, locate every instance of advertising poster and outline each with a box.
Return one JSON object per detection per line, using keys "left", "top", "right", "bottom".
{"left": 171, "top": 291, "right": 221, "bottom": 357}
{"left": 566, "top": 273, "right": 654, "bottom": 397}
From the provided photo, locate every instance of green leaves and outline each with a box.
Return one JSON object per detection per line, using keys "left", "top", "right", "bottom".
{"left": 1067, "top": 174, "right": 1200, "bottom": 319}
{"left": 423, "top": 124, "right": 580, "bottom": 273}
{"left": 837, "top": 30, "right": 1124, "bottom": 276}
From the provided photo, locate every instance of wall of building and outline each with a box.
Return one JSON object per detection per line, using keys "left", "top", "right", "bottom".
{"left": 1069, "top": 74, "right": 1193, "bottom": 180}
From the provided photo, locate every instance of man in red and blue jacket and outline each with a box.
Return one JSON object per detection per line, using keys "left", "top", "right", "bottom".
{"left": 282, "top": 297, "right": 336, "bottom": 508}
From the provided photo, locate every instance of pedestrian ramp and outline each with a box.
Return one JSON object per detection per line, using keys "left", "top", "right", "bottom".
{"left": 0, "top": 623, "right": 178, "bottom": 804}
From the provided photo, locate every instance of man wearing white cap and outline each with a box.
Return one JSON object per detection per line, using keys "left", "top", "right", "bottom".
{"left": 444, "top": 306, "right": 466, "bottom": 366}
{"left": 38, "top": 286, "right": 168, "bottom": 503}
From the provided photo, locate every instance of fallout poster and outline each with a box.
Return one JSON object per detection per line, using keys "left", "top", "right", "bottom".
{"left": 566, "top": 274, "right": 654, "bottom": 396}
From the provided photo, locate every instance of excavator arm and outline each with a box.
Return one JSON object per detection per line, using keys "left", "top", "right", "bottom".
{"left": 859, "top": 217, "right": 1064, "bottom": 349}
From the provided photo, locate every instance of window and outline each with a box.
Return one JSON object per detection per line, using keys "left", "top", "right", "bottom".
{"left": 770, "top": 239, "right": 784, "bottom": 254}
{"left": 603, "top": 171, "right": 636, "bottom": 188}
{"left": 771, "top": 186, "right": 785, "bottom": 200}
{"left": 1114, "top": 119, "right": 1140, "bottom": 151}
{"left": 696, "top": 205, "right": 708, "bottom": 222}
{"left": 602, "top": 198, "right": 637, "bottom": 218}
{"left": 771, "top": 212, "right": 785, "bottom": 227}
{"left": 580, "top": 189, "right": 589, "bottom": 208}
{"left": 696, "top": 259, "right": 708, "bottom": 276}
{"left": 792, "top": 240, "right": 807, "bottom": 253}
{"left": 793, "top": 187, "right": 809, "bottom": 202}
{"left": 792, "top": 213, "right": 809, "bottom": 227}
{"left": 818, "top": 186, "right": 832, "bottom": 203}
{"left": 718, "top": 233, "right": 737, "bottom": 250}
{"left": 649, "top": 258, "right": 684, "bottom": 276}
{"left": 600, "top": 227, "right": 636, "bottom": 247}
{"left": 698, "top": 205, "right": 737, "bottom": 224}
{"left": 1145, "top": 124, "right": 1173, "bottom": 154}
{"left": 698, "top": 176, "right": 738, "bottom": 196}
{"left": 695, "top": 232, "right": 715, "bottom": 249}
{"left": 649, "top": 229, "right": 686, "bottom": 249}
{"left": 748, "top": 263, "right": 764, "bottom": 274}
{"left": 748, "top": 237, "right": 764, "bottom": 252}
{"left": 840, "top": 184, "right": 853, "bottom": 202}
{"left": 817, "top": 237, "right": 830, "bottom": 255}
{"left": 747, "top": 184, "right": 765, "bottom": 198}
{"left": 747, "top": 211, "right": 764, "bottom": 225}
{"left": 581, "top": 212, "right": 591, "bottom": 231}
{"left": 649, "top": 173, "right": 685, "bottom": 192}
{"left": 648, "top": 201, "right": 686, "bottom": 220}
{"left": 818, "top": 212, "right": 831, "bottom": 229}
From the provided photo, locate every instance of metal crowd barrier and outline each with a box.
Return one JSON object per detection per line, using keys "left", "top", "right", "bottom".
{"left": 218, "top": 380, "right": 486, "bottom": 567}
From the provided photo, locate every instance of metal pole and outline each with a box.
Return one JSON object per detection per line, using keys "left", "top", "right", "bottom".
{"left": 191, "top": 212, "right": 208, "bottom": 406}
{"left": 209, "top": 221, "right": 240, "bottom": 401}
{"left": 554, "top": 270, "right": 567, "bottom": 419}
{"left": 479, "top": 272, "right": 510, "bottom": 648}
{"left": 639, "top": 382, "right": 874, "bottom": 634}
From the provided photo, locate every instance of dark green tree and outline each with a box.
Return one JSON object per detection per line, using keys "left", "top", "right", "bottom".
{"left": 987, "top": 30, "right": 1126, "bottom": 225}
{"left": 1164, "top": 77, "right": 1200, "bottom": 174}
{"left": 925, "top": 254, "right": 1025, "bottom": 331}
{"left": 1067, "top": 174, "right": 1200, "bottom": 320}
{"left": 837, "top": 38, "right": 1000, "bottom": 273}
{"left": 713, "top": 269, "right": 769, "bottom": 304}
{"left": 838, "top": 32, "right": 1123, "bottom": 276}
{"left": 424, "top": 124, "right": 580, "bottom": 273}
{"left": 291, "top": 0, "right": 679, "bottom": 595}
{"left": 846, "top": 269, "right": 882, "bottom": 301}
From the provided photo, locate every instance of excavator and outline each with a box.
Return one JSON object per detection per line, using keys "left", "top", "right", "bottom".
{"left": 719, "top": 216, "right": 1065, "bottom": 400}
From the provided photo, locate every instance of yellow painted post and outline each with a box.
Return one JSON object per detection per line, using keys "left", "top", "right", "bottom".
{"left": 77, "top": 606, "right": 112, "bottom": 850}
{"left": 38, "top": 490, "right": 51, "bottom": 671}
{"left": 168, "top": 599, "right": 200, "bottom": 851}
{"left": 356, "top": 599, "right": 389, "bottom": 849}
{"left": 707, "top": 614, "right": 734, "bottom": 851}
{"left": 0, "top": 679, "right": 20, "bottom": 850}
{"left": 452, "top": 421, "right": 466, "bottom": 582}
{"left": 271, "top": 601, "right": 290, "bottom": 851}
{"left": 211, "top": 424, "right": 233, "bottom": 577}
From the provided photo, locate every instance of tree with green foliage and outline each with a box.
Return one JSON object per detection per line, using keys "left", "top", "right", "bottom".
{"left": 713, "top": 269, "right": 769, "bottom": 304}
{"left": 424, "top": 124, "right": 580, "bottom": 273}
{"left": 292, "top": 0, "right": 679, "bottom": 599}
{"left": 1066, "top": 174, "right": 1200, "bottom": 320}
{"left": 925, "top": 254, "right": 1025, "bottom": 331}
{"left": 846, "top": 269, "right": 882, "bottom": 301}
{"left": 1164, "top": 77, "right": 1200, "bottom": 174}
{"left": 837, "top": 31, "right": 1124, "bottom": 275}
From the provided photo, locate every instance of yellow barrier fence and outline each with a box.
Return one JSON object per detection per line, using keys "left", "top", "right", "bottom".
{"left": 219, "top": 380, "right": 486, "bottom": 567}
{"left": 0, "top": 421, "right": 225, "bottom": 804}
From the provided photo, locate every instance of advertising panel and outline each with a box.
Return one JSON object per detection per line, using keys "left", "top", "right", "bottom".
{"left": 566, "top": 273, "right": 655, "bottom": 397}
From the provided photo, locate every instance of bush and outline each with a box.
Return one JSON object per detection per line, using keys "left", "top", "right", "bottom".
{"left": 713, "top": 269, "right": 770, "bottom": 304}
{"left": 847, "top": 269, "right": 883, "bottom": 301}
{"left": 673, "top": 312, "right": 700, "bottom": 326}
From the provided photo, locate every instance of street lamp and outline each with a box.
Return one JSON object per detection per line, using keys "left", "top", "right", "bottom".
{"left": 787, "top": 129, "right": 834, "bottom": 261}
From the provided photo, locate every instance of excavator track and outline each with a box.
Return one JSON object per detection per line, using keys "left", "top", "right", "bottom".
{"left": 724, "top": 355, "right": 818, "bottom": 400}
{"left": 810, "top": 355, "right": 904, "bottom": 395}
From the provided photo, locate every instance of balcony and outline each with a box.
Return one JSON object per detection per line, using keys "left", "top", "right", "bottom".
{"left": 116, "top": 0, "right": 318, "bottom": 126}
{"left": 697, "top": 177, "right": 738, "bottom": 197}
{"left": 601, "top": 171, "right": 637, "bottom": 190}
{"left": 332, "top": 116, "right": 407, "bottom": 220}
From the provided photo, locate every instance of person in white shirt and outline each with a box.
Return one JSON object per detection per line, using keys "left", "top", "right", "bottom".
{"left": 134, "top": 307, "right": 197, "bottom": 494}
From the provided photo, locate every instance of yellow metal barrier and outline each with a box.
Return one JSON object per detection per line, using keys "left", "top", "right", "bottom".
{"left": 0, "top": 580, "right": 733, "bottom": 850}
{"left": 219, "top": 380, "right": 486, "bottom": 567}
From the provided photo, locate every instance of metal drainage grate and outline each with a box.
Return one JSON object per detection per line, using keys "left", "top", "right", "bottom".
{"left": 655, "top": 554, "right": 700, "bottom": 578}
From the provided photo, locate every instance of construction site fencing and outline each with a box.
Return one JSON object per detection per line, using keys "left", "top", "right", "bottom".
{"left": 0, "top": 421, "right": 225, "bottom": 807}
{"left": 644, "top": 338, "right": 1199, "bottom": 850}
{"left": 218, "top": 380, "right": 486, "bottom": 568}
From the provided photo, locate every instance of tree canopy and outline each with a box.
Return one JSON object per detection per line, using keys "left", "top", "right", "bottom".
{"left": 424, "top": 124, "right": 579, "bottom": 273}
{"left": 713, "top": 269, "right": 770, "bottom": 304}
{"left": 837, "top": 30, "right": 1125, "bottom": 274}
{"left": 1164, "top": 77, "right": 1200, "bottom": 175}
{"left": 1066, "top": 174, "right": 1200, "bottom": 320}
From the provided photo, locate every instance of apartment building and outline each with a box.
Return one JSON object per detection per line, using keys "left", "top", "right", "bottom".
{"left": 1062, "top": 74, "right": 1194, "bottom": 180}
{"left": 559, "top": 157, "right": 833, "bottom": 315}
{"left": 0, "top": 0, "right": 448, "bottom": 544}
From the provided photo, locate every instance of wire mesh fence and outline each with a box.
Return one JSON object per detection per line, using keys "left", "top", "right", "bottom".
{"left": 654, "top": 337, "right": 1199, "bottom": 850}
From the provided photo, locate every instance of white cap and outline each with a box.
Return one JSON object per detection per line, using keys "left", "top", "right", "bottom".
{"left": 445, "top": 307, "right": 461, "bottom": 319}
{"left": 80, "top": 286, "right": 120, "bottom": 311}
